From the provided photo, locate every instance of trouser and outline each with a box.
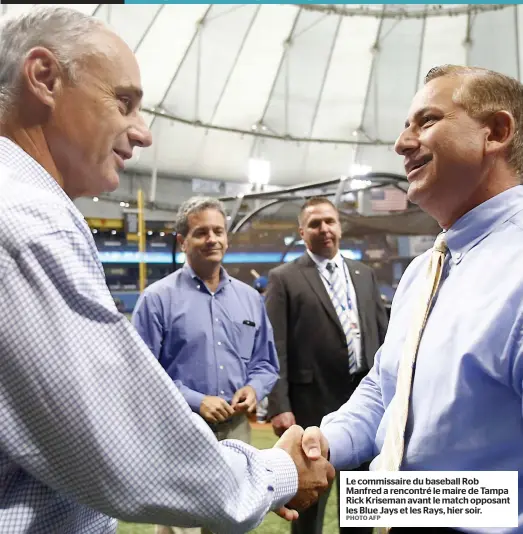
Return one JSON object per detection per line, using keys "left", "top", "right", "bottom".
{"left": 156, "top": 413, "right": 251, "bottom": 534}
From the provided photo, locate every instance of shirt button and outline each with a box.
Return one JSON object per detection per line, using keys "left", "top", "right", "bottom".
{"left": 220, "top": 390, "right": 225, "bottom": 395}
{"left": 215, "top": 318, "right": 219, "bottom": 322}
{"left": 196, "top": 285, "right": 200, "bottom": 289}
{"left": 268, "top": 485, "right": 274, "bottom": 492}
{"left": 220, "top": 365, "right": 224, "bottom": 370}
{"left": 217, "top": 341, "right": 222, "bottom": 346}
{"left": 455, "top": 252, "right": 461, "bottom": 259}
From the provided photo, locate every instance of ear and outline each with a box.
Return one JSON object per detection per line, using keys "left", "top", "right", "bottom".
{"left": 22, "top": 47, "right": 63, "bottom": 110}
{"left": 484, "top": 110, "right": 515, "bottom": 157}
{"left": 176, "top": 233, "right": 186, "bottom": 251}
{"left": 298, "top": 226, "right": 305, "bottom": 240}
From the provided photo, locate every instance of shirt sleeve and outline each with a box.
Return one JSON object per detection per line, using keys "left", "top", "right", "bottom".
{"left": 245, "top": 295, "right": 280, "bottom": 401}
{"left": 0, "top": 229, "right": 298, "bottom": 533}
{"left": 132, "top": 289, "right": 206, "bottom": 412}
{"left": 320, "top": 347, "right": 385, "bottom": 470}
{"left": 131, "top": 290, "right": 165, "bottom": 359}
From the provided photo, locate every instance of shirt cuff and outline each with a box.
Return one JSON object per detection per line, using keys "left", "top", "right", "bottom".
{"left": 246, "top": 379, "right": 263, "bottom": 401}
{"left": 183, "top": 389, "right": 206, "bottom": 413}
{"left": 258, "top": 447, "right": 298, "bottom": 511}
{"left": 320, "top": 425, "right": 353, "bottom": 470}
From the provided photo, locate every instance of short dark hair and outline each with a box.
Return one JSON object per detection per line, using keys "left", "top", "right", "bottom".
{"left": 174, "top": 196, "right": 227, "bottom": 237}
{"left": 298, "top": 197, "right": 338, "bottom": 225}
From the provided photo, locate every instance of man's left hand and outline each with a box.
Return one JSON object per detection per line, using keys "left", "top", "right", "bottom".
{"left": 231, "top": 385, "right": 257, "bottom": 413}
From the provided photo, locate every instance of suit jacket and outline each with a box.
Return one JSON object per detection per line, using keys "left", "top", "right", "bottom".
{"left": 266, "top": 252, "right": 388, "bottom": 428}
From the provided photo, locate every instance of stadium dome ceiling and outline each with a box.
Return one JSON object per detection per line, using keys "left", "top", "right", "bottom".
{"left": 2, "top": 4, "right": 522, "bottom": 186}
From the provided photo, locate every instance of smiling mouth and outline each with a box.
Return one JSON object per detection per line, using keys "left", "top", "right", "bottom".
{"left": 407, "top": 157, "right": 432, "bottom": 178}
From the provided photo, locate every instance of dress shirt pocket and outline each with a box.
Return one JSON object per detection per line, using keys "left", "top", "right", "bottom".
{"left": 231, "top": 320, "right": 256, "bottom": 361}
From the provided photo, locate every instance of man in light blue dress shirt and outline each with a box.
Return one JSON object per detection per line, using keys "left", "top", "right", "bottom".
{"left": 132, "top": 197, "right": 280, "bottom": 534}
{"left": 318, "top": 65, "right": 523, "bottom": 533}
{"left": 132, "top": 196, "right": 279, "bottom": 431}
{"left": 0, "top": 7, "right": 335, "bottom": 534}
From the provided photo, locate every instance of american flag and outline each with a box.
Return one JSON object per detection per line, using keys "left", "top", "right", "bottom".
{"left": 370, "top": 187, "right": 407, "bottom": 212}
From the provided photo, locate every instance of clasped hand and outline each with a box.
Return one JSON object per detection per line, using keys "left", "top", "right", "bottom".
{"left": 273, "top": 425, "right": 335, "bottom": 521}
{"left": 199, "top": 386, "right": 257, "bottom": 424}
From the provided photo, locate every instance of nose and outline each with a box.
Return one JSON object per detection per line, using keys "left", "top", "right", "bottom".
{"left": 394, "top": 127, "right": 419, "bottom": 156}
{"left": 319, "top": 221, "right": 329, "bottom": 233}
{"left": 129, "top": 113, "right": 153, "bottom": 149}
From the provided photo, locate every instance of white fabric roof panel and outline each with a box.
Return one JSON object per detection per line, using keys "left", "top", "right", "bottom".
{"left": 1, "top": 4, "right": 522, "bottom": 186}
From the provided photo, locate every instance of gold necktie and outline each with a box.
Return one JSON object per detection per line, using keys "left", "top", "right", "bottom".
{"left": 379, "top": 232, "right": 448, "bottom": 472}
{"left": 376, "top": 233, "right": 447, "bottom": 533}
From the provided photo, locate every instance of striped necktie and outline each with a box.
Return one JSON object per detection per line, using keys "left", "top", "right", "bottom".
{"left": 326, "top": 261, "right": 358, "bottom": 374}
{"left": 376, "top": 232, "right": 447, "bottom": 533}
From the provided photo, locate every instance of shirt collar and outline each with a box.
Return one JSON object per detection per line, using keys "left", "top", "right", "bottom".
{"left": 183, "top": 262, "right": 231, "bottom": 290}
{"left": 307, "top": 249, "right": 344, "bottom": 272}
{"left": 444, "top": 185, "right": 523, "bottom": 263}
{"left": 0, "top": 136, "right": 77, "bottom": 210}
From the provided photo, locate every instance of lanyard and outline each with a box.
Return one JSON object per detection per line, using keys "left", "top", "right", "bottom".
{"left": 320, "top": 261, "right": 358, "bottom": 323}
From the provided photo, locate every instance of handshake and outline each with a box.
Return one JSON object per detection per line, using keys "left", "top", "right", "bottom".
{"left": 272, "top": 425, "right": 335, "bottom": 521}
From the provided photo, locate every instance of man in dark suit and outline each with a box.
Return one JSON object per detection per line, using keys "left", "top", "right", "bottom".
{"left": 266, "top": 197, "right": 388, "bottom": 534}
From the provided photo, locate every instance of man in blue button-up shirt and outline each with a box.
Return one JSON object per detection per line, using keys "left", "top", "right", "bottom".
{"left": 132, "top": 197, "right": 280, "bottom": 533}
{"left": 318, "top": 65, "right": 523, "bottom": 533}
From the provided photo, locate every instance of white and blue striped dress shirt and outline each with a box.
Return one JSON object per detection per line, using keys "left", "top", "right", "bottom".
{"left": 0, "top": 137, "right": 297, "bottom": 534}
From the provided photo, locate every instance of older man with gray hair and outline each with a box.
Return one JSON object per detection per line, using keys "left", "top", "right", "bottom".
{"left": 0, "top": 6, "right": 334, "bottom": 534}
{"left": 133, "top": 196, "right": 281, "bottom": 534}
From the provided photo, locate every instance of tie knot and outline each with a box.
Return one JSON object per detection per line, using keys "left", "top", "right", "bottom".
{"left": 326, "top": 262, "right": 335, "bottom": 274}
{"left": 434, "top": 232, "right": 447, "bottom": 254}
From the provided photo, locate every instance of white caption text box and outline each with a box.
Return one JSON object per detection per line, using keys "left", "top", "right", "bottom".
{"left": 339, "top": 471, "right": 518, "bottom": 528}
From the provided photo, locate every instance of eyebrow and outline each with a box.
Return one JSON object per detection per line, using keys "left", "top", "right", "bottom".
{"left": 308, "top": 216, "right": 336, "bottom": 224}
{"left": 116, "top": 85, "right": 144, "bottom": 101}
{"left": 193, "top": 225, "right": 225, "bottom": 231}
{"left": 404, "top": 106, "right": 439, "bottom": 129}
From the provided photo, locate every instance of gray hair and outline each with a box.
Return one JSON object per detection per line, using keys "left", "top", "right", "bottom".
{"left": 0, "top": 6, "right": 105, "bottom": 119}
{"left": 175, "top": 196, "right": 227, "bottom": 237}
